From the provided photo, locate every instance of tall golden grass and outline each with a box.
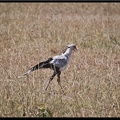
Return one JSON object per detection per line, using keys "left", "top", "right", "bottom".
{"left": 0, "top": 3, "right": 120, "bottom": 117}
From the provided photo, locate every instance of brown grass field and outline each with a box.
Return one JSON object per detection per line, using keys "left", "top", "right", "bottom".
{"left": 0, "top": 3, "right": 120, "bottom": 117}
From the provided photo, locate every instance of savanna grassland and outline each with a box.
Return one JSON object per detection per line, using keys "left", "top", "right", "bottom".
{"left": 0, "top": 3, "right": 120, "bottom": 117}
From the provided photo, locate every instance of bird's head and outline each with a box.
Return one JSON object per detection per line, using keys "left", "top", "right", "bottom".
{"left": 67, "top": 44, "right": 77, "bottom": 51}
{"left": 63, "top": 44, "right": 77, "bottom": 53}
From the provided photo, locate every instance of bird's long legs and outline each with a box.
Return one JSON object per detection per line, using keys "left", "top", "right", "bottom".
{"left": 45, "top": 67, "right": 63, "bottom": 91}
{"left": 57, "top": 71, "right": 64, "bottom": 93}
{"left": 45, "top": 71, "right": 56, "bottom": 91}
{"left": 57, "top": 71, "right": 62, "bottom": 89}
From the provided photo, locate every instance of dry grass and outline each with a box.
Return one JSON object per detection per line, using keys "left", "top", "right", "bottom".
{"left": 0, "top": 3, "right": 120, "bottom": 117}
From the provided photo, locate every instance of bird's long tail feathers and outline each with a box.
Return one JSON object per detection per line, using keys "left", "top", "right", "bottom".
{"left": 18, "top": 70, "right": 31, "bottom": 78}
{"left": 18, "top": 57, "right": 53, "bottom": 79}
{"left": 18, "top": 62, "right": 47, "bottom": 78}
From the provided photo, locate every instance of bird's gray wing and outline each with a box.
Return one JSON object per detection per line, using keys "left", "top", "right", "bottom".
{"left": 51, "top": 56, "right": 67, "bottom": 68}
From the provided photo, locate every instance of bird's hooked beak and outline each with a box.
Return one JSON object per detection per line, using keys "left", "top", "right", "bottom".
{"left": 73, "top": 45, "right": 77, "bottom": 51}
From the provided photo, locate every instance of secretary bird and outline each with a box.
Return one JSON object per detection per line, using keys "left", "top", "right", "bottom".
{"left": 18, "top": 44, "right": 77, "bottom": 91}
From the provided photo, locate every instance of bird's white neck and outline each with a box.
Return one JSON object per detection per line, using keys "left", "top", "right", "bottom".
{"left": 63, "top": 48, "right": 73, "bottom": 58}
